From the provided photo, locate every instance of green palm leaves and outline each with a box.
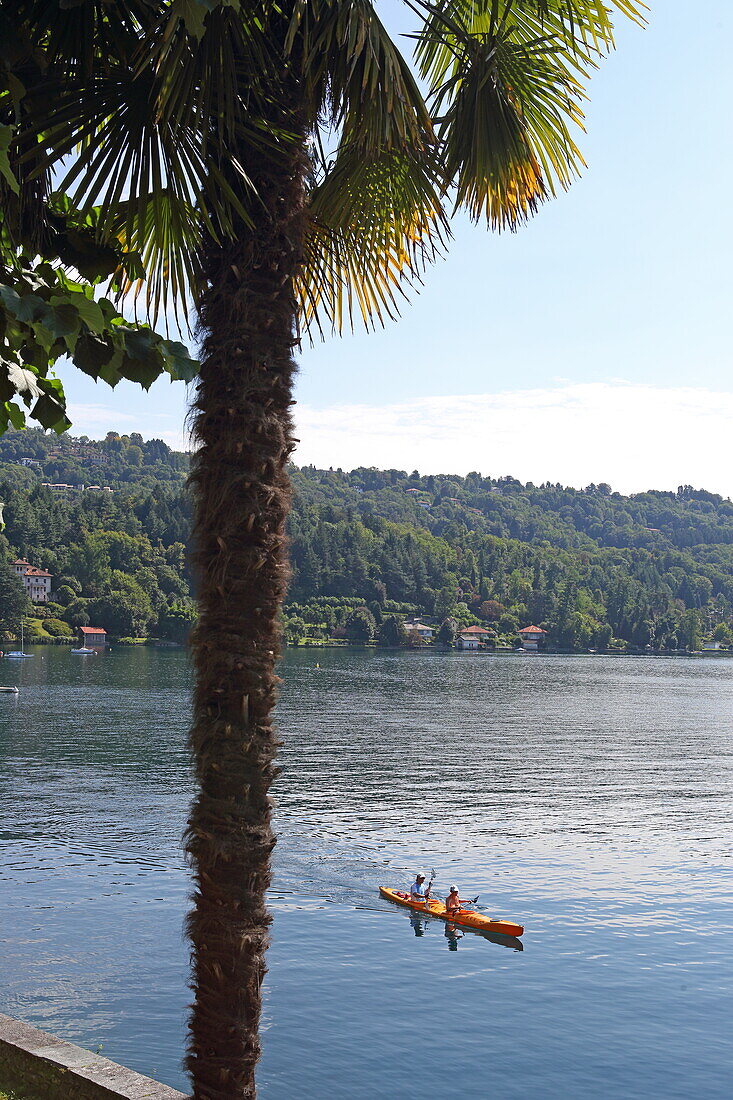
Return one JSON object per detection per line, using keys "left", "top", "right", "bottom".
{"left": 414, "top": 0, "right": 646, "bottom": 225}
{"left": 1, "top": 0, "right": 646, "bottom": 427}
{"left": 297, "top": 0, "right": 645, "bottom": 324}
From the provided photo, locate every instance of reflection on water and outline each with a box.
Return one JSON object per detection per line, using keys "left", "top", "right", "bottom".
{"left": 409, "top": 910, "right": 426, "bottom": 937}
{"left": 0, "top": 647, "right": 732, "bottom": 1097}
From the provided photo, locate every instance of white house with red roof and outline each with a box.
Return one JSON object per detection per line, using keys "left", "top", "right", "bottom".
{"left": 78, "top": 626, "right": 107, "bottom": 648}
{"left": 456, "top": 625, "right": 493, "bottom": 650}
{"left": 12, "top": 558, "right": 52, "bottom": 603}
{"left": 518, "top": 625, "right": 548, "bottom": 651}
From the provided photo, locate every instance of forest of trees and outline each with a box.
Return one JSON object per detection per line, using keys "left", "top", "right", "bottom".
{"left": 2, "top": 428, "right": 733, "bottom": 652}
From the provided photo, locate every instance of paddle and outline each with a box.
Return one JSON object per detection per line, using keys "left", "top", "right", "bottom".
{"left": 427, "top": 870, "right": 480, "bottom": 908}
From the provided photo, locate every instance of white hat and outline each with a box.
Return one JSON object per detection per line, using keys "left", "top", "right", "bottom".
{"left": 449, "top": 884, "right": 458, "bottom": 893}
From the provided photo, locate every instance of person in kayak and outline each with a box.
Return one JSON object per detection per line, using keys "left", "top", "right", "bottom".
{"left": 445, "top": 885, "right": 462, "bottom": 917}
{"left": 410, "top": 873, "right": 430, "bottom": 905}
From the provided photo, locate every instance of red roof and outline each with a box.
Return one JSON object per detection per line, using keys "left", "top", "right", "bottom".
{"left": 519, "top": 625, "right": 547, "bottom": 634}
{"left": 25, "top": 567, "right": 52, "bottom": 577}
{"left": 460, "top": 625, "right": 492, "bottom": 634}
{"left": 12, "top": 558, "right": 30, "bottom": 565}
{"left": 79, "top": 626, "right": 107, "bottom": 635}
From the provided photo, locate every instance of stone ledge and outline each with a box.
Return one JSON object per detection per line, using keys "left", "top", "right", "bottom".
{"left": 0, "top": 1013, "right": 189, "bottom": 1100}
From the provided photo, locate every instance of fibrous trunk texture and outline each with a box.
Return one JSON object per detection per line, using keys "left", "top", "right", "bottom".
{"left": 185, "top": 107, "right": 307, "bottom": 1099}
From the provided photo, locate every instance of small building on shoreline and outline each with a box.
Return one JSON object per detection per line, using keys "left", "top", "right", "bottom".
{"left": 518, "top": 625, "right": 548, "bottom": 651}
{"left": 78, "top": 626, "right": 107, "bottom": 648}
{"left": 404, "top": 620, "right": 434, "bottom": 641}
{"left": 456, "top": 625, "right": 494, "bottom": 650}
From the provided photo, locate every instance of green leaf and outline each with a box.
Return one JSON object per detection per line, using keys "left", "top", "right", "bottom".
{"left": 54, "top": 228, "right": 121, "bottom": 282}
{"left": 118, "top": 327, "right": 191, "bottom": 390}
{"left": 20, "top": 339, "right": 51, "bottom": 370}
{"left": 4, "top": 401, "right": 26, "bottom": 430}
{"left": 0, "top": 287, "right": 50, "bottom": 326}
{"left": 161, "top": 339, "right": 199, "bottom": 382}
{"left": 97, "top": 347, "right": 125, "bottom": 388}
{"left": 32, "top": 392, "right": 70, "bottom": 433}
{"left": 74, "top": 332, "right": 115, "bottom": 378}
{"left": 119, "top": 353, "right": 165, "bottom": 389}
{"left": 50, "top": 303, "right": 82, "bottom": 339}
{"left": 51, "top": 291, "right": 104, "bottom": 333}
{"left": 0, "top": 124, "right": 19, "bottom": 195}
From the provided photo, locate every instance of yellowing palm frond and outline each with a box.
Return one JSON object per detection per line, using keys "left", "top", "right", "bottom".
{"left": 414, "top": 0, "right": 647, "bottom": 227}
{"left": 298, "top": 143, "right": 448, "bottom": 334}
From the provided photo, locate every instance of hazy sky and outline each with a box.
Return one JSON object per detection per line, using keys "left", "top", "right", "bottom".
{"left": 59, "top": 0, "right": 733, "bottom": 494}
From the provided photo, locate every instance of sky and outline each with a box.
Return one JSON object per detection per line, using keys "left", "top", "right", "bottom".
{"left": 58, "top": 0, "right": 733, "bottom": 496}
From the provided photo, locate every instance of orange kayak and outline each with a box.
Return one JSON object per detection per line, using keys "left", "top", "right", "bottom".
{"left": 379, "top": 886, "right": 524, "bottom": 938}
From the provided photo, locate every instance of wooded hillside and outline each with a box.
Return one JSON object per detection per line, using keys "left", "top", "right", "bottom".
{"left": 2, "top": 428, "right": 733, "bottom": 651}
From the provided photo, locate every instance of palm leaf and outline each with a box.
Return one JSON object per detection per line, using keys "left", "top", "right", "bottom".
{"left": 298, "top": 142, "right": 448, "bottom": 334}
{"left": 15, "top": 1, "right": 280, "bottom": 323}
{"left": 15, "top": 0, "right": 163, "bottom": 78}
{"left": 413, "top": 0, "right": 647, "bottom": 226}
{"left": 290, "top": 0, "right": 434, "bottom": 150}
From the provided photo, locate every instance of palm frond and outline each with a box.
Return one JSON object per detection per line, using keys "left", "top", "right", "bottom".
{"left": 413, "top": 0, "right": 646, "bottom": 227}
{"left": 290, "top": 0, "right": 434, "bottom": 151}
{"left": 104, "top": 190, "right": 202, "bottom": 332}
{"left": 142, "top": 2, "right": 277, "bottom": 149}
{"left": 15, "top": 0, "right": 162, "bottom": 79}
{"left": 298, "top": 142, "right": 449, "bottom": 335}
{"left": 15, "top": 2, "right": 281, "bottom": 323}
{"left": 23, "top": 72, "right": 257, "bottom": 323}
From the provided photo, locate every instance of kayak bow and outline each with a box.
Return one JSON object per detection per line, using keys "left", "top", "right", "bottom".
{"left": 379, "top": 887, "right": 524, "bottom": 938}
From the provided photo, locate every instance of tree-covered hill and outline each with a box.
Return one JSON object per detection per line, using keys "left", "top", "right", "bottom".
{"left": 2, "top": 428, "right": 733, "bottom": 651}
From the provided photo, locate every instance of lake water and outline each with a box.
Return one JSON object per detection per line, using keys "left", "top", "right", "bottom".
{"left": 1, "top": 647, "right": 732, "bottom": 1098}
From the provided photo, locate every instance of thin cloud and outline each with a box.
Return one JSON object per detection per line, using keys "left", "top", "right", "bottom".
{"left": 66, "top": 403, "right": 188, "bottom": 450}
{"left": 65, "top": 382, "right": 733, "bottom": 497}
{"left": 293, "top": 382, "right": 733, "bottom": 497}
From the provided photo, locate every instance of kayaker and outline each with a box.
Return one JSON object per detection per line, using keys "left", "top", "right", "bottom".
{"left": 410, "top": 873, "right": 429, "bottom": 905}
{"left": 445, "top": 885, "right": 461, "bottom": 917}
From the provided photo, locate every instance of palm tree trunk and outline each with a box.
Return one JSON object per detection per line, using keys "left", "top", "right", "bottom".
{"left": 185, "top": 98, "right": 307, "bottom": 1098}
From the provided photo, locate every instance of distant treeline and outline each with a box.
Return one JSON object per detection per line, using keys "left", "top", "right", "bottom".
{"left": 2, "top": 428, "right": 733, "bottom": 651}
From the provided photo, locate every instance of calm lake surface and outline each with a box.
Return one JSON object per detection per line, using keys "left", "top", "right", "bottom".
{"left": 1, "top": 647, "right": 732, "bottom": 1097}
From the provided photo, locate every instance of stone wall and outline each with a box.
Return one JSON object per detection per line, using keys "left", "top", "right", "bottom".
{"left": 0, "top": 1014, "right": 189, "bottom": 1100}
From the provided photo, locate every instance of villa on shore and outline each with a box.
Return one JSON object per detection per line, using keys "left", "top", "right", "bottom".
{"left": 11, "top": 558, "right": 52, "bottom": 603}
{"left": 456, "top": 625, "right": 494, "bottom": 650}
{"left": 518, "top": 625, "right": 548, "bottom": 651}
{"left": 404, "top": 620, "right": 434, "bottom": 641}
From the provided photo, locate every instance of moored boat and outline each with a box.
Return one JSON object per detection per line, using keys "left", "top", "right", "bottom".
{"left": 0, "top": 686, "right": 19, "bottom": 693}
{"left": 379, "top": 886, "right": 524, "bottom": 938}
{"left": 4, "top": 621, "right": 33, "bottom": 658}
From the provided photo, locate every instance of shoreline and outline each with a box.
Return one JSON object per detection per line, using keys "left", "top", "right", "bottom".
{"left": 4, "top": 640, "right": 730, "bottom": 659}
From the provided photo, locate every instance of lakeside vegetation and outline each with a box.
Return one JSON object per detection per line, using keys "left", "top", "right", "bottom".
{"left": 2, "top": 428, "right": 733, "bottom": 653}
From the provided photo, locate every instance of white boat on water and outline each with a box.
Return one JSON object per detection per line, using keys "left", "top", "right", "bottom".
{"left": 4, "top": 622, "right": 33, "bottom": 659}
{"left": 0, "top": 686, "right": 19, "bottom": 694}
{"left": 70, "top": 647, "right": 96, "bottom": 654}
